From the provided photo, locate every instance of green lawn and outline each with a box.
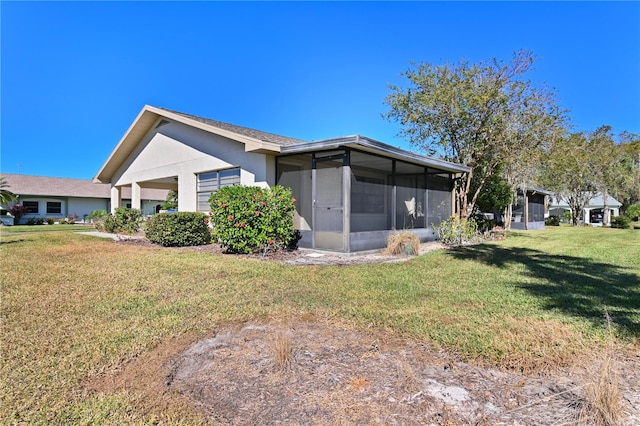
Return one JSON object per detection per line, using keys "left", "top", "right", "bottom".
{"left": 1, "top": 226, "right": 638, "bottom": 424}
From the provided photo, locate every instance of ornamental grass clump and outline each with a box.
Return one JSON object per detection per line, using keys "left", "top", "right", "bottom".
{"left": 209, "top": 185, "right": 296, "bottom": 254}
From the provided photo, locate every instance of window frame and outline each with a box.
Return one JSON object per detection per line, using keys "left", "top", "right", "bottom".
{"left": 196, "top": 167, "right": 241, "bottom": 212}
{"left": 22, "top": 201, "right": 39, "bottom": 214}
{"left": 46, "top": 201, "right": 62, "bottom": 215}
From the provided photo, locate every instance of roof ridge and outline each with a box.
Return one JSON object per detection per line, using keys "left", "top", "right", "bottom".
{"left": 154, "top": 106, "right": 307, "bottom": 146}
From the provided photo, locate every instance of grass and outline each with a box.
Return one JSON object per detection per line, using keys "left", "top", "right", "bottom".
{"left": 1, "top": 226, "right": 638, "bottom": 424}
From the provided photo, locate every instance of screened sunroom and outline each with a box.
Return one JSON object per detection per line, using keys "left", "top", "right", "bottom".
{"left": 276, "top": 136, "right": 469, "bottom": 252}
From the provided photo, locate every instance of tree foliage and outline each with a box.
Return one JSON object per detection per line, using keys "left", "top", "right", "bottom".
{"left": 384, "top": 50, "right": 566, "bottom": 218}
{"left": 161, "top": 190, "right": 178, "bottom": 210}
{"left": 541, "top": 127, "right": 640, "bottom": 226}
{"left": 0, "top": 177, "right": 17, "bottom": 206}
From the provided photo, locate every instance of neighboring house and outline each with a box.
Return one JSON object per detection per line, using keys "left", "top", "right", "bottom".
{"left": 0, "top": 173, "right": 168, "bottom": 224}
{"left": 549, "top": 193, "right": 622, "bottom": 225}
{"left": 95, "top": 105, "right": 469, "bottom": 252}
{"left": 510, "top": 188, "right": 551, "bottom": 230}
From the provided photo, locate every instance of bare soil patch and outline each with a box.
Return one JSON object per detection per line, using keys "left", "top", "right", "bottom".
{"left": 87, "top": 317, "right": 639, "bottom": 425}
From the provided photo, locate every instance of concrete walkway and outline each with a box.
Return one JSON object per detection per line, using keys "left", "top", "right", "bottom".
{"left": 77, "top": 231, "right": 144, "bottom": 241}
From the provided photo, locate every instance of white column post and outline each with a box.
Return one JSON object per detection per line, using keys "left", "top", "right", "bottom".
{"left": 131, "top": 182, "right": 141, "bottom": 211}
{"left": 110, "top": 186, "right": 121, "bottom": 214}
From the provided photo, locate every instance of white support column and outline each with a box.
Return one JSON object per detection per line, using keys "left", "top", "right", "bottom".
{"left": 131, "top": 182, "right": 141, "bottom": 211}
{"left": 110, "top": 186, "right": 121, "bottom": 214}
{"left": 584, "top": 208, "right": 591, "bottom": 224}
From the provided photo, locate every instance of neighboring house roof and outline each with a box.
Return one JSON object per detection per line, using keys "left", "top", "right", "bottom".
{"left": 1, "top": 173, "right": 168, "bottom": 200}
{"left": 518, "top": 187, "right": 553, "bottom": 196}
{"left": 549, "top": 193, "right": 623, "bottom": 208}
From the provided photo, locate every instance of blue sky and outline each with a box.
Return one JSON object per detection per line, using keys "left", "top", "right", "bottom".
{"left": 2, "top": 1, "right": 639, "bottom": 180}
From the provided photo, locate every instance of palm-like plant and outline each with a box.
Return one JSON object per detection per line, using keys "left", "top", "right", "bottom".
{"left": 0, "top": 177, "right": 17, "bottom": 206}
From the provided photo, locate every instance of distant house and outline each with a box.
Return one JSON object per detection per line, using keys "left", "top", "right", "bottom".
{"left": 0, "top": 173, "right": 168, "bottom": 224}
{"left": 510, "top": 188, "right": 551, "bottom": 230}
{"left": 549, "top": 193, "right": 622, "bottom": 225}
{"left": 94, "top": 105, "right": 469, "bottom": 252}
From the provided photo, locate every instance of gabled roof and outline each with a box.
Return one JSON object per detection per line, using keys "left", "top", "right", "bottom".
{"left": 94, "top": 105, "right": 305, "bottom": 183}
{"left": 1, "top": 174, "right": 167, "bottom": 200}
{"left": 550, "top": 193, "right": 623, "bottom": 208}
{"left": 159, "top": 108, "right": 305, "bottom": 146}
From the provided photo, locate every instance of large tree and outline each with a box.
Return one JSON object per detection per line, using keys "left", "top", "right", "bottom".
{"left": 384, "top": 50, "right": 566, "bottom": 218}
{"left": 542, "top": 131, "right": 599, "bottom": 226}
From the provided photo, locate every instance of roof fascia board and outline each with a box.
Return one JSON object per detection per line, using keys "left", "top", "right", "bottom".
{"left": 281, "top": 136, "right": 469, "bottom": 174}
{"left": 94, "top": 106, "right": 158, "bottom": 183}
{"left": 145, "top": 106, "right": 282, "bottom": 154}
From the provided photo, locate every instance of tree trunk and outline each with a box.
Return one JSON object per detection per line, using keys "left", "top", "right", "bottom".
{"left": 504, "top": 204, "right": 513, "bottom": 230}
{"left": 603, "top": 190, "right": 610, "bottom": 226}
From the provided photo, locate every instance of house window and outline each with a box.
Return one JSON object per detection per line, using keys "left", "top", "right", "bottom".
{"left": 196, "top": 168, "right": 241, "bottom": 212}
{"left": 46, "top": 202, "right": 62, "bottom": 214}
{"left": 23, "top": 201, "right": 39, "bottom": 214}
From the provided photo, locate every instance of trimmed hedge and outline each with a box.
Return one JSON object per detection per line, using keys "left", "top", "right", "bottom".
{"left": 145, "top": 212, "right": 212, "bottom": 247}
{"left": 610, "top": 215, "right": 632, "bottom": 229}
{"left": 545, "top": 215, "right": 560, "bottom": 226}
{"left": 104, "top": 208, "right": 143, "bottom": 234}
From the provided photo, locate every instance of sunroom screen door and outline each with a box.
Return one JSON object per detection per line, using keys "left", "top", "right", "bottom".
{"left": 313, "top": 158, "right": 344, "bottom": 251}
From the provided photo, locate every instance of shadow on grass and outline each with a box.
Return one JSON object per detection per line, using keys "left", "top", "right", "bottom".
{"left": 448, "top": 244, "right": 640, "bottom": 337}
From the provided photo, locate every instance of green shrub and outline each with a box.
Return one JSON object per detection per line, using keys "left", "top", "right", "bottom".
{"left": 433, "top": 216, "right": 478, "bottom": 245}
{"left": 610, "top": 215, "right": 631, "bottom": 229}
{"left": 104, "top": 208, "right": 143, "bottom": 234}
{"left": 58, "top": 218, "right": 67, "bottom": 225}
{"left": 470, "top": 213, "right": 496, "bottom": 233}
{"left": 545, "top": 215, "right": 560, "bottom": 226}
{"left": 209, "top": 185, "right": 296, "bottom": 254}
{"left": 46, "top": 217, "right": 55, "bottom": 225}
{"left": 26, "top": 217, "right": 37, "bottom": 226}
{"left": 625, "top": 203, "right": 640, "bottom": 221}
{"left": 88, "top": 209, "right": 109, "bottom": 231}
{"left": 145, "top": 212, "right": 212, "bottom": 247}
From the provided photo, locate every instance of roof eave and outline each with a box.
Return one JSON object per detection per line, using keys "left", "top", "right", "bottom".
{"left": 280, "top": 135, "right": 470, "bottom": 174}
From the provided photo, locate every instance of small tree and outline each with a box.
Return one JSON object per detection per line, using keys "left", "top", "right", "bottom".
{"left": 161, "top": 190, "right": 178, "bottom": 210}
{"left": 0, "top": 177, "right": 17, "bottom": 206}
{"left": 209, "top": 185, "right": 296, "bottom": 254}
{"left": 385, "top": 50, "right": 566, "bottom": 219}
{"left": 9, "top": 205, "right": 30, "bottom": 224}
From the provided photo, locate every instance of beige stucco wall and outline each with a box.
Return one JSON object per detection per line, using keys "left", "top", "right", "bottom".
{"left": 110, "top": 120, "right": 276, "bottom": 212}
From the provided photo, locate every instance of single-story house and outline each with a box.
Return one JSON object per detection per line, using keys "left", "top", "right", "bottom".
{"left": 95, "top": 105, "right": 469, "bottom": 252}
{"left": 549, "top": 193, "right": 622, "bottom": 225}
{"left": 511, "top": 187, "right": 551, "bottom": 230}
{"left": 0, "top": 173, "right": 168, "bottom": 224}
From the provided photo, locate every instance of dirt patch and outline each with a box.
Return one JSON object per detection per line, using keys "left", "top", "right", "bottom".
{"left": 88, "top": 318, "right": 640, "bottom": 425}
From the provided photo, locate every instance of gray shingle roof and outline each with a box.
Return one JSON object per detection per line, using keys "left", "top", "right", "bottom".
{"left": 1, "top": 174, "right": 168, "bottom": 200}
{"left": 157, "top": 107, "right": 307, "bottom": 146}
